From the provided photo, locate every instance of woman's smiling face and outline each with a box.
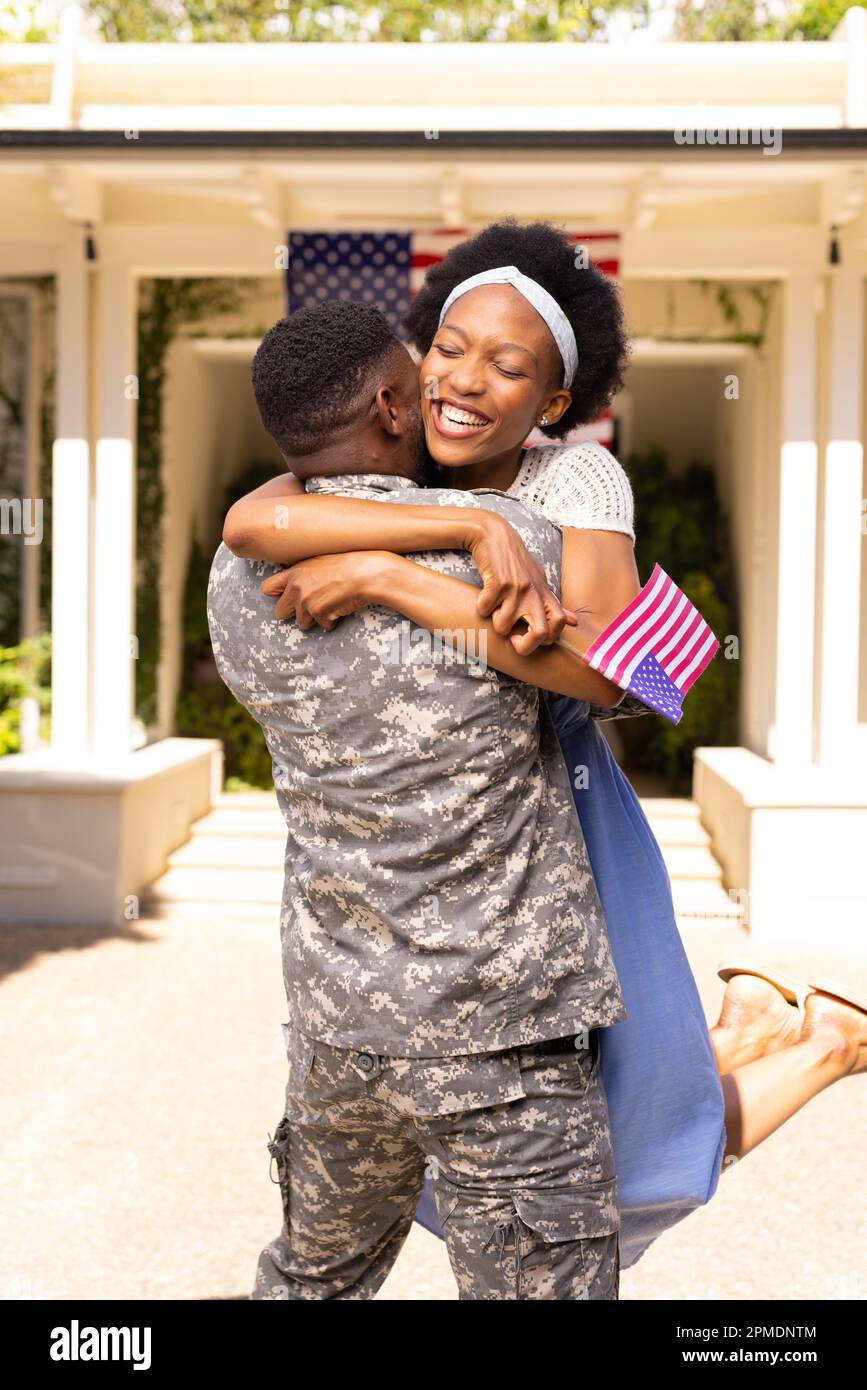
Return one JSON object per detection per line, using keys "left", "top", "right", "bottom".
{"left": 419, "top": 282, "right": 572, "bottom": 471}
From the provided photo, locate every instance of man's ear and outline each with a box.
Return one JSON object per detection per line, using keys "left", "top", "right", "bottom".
{"left": 373, "top": 384, "right": 402, "bottom": 437}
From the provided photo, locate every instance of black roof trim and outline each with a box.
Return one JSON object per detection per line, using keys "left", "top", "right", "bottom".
{"left": 2, "top": 128, "right": 867, "bottom": 155}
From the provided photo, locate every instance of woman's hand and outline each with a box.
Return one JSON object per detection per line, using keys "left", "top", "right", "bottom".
{"left": 467, "top": 512, "right": 577, "bottom": 654}
{"left": 261, "top": 552, "right": 388, "bottom": 630}
{"left": 261, "top": 524, "right": 577, "bottom": 654}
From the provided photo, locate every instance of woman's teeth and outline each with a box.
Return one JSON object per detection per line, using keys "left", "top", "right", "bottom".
{"left": 438, "top": 403, "right": 489, "bottom": 431}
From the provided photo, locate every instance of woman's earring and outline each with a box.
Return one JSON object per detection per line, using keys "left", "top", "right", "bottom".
{"left": 539, "top": 414, "right": 549, "bottom": 427}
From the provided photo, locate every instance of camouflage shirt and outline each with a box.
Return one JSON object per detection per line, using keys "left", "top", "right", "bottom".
{"left": 207, "top": 473, "right": 627, "bottom": 1056}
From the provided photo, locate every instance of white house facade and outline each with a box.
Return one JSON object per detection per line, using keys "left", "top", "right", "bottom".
{"left": 1, "top": 7, "right": 867, "bottom": 939}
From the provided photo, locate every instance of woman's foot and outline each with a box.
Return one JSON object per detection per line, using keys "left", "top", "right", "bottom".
{"left": 710, "top": 973, "right": 803, "bottom": 1075}
{"left": 797, "top": 990, "right": 867, "bottom": 1077}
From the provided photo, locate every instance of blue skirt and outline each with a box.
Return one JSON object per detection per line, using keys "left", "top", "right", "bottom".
{"left": 413, "top": 695, "right": 728, "bottom": 1269}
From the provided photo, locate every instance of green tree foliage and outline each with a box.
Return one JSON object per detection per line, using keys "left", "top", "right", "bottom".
{"left": 778, "top": 0, "right": 856, "bottom": 39}
{"left": 675, "top": 0, "right": 778, "bottom": 40}
{"left": 5, "top": 0, "right": 859, "bottom": 45}
{"left": 29, "top": 0, "right": 653, "bottom": 44}
{"left": 0, "top": 2, "right": 52, "bottom": 41}
{"left": 674, "top": 0, "right": 857, "bottom": 42}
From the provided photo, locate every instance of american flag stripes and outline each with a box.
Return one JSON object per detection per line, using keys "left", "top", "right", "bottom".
{"left": 582, "top": 564, "right": 721, "bottom": 725}
{"left": 410, "top": 229, "right": 470, "bottom": 296}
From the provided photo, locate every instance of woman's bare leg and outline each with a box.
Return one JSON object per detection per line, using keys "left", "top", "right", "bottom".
{"left": 719, "top": 990, "right": 866, "bottom": 1162}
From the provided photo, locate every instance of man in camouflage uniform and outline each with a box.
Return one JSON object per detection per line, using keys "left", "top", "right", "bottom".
{"left": 207, "top": 302, "right": 629, "bottom": 1300}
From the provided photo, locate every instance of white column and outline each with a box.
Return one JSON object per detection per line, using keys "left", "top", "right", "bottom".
{"left": 771, "top": 272, "right": 819, "bottom": 766}
{"left": 831, "top": 4, "right": 867, "bottom": 127}
{"left": 50, "top": 251, "right": 91, "bottom": 755}
{"left": 49, "top": 2, "right": 83, "bottom": 128}
{"left": 817, "top": 267, "right": 864, "bottom": 765}
{"left": 91, "top": 266, "right": 136, "bottom": 755}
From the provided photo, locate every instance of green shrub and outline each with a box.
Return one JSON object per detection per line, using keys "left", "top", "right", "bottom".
{"left": 0, "top": 632, "right": 51, "bottom": 757}
{"left": 174, "top": 461, "right": 281, "bottom": 790}
{"left": 176, "top": 682, "right": 274, "bottom": 788}
{"left": 615, "top": 445, "right": 740, "bottom": 793}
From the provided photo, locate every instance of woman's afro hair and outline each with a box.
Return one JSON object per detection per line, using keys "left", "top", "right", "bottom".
{"left": 402, "top": 219, "right": 630, "bottom": 440}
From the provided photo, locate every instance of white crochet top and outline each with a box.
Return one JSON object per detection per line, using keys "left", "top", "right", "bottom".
{"left": 506, "top": 441, "right": 635, "bottom": 543}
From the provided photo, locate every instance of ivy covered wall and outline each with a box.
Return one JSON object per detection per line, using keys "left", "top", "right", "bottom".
{"left": 0, "top": 278, "right": 54, "bottom": 649}
{"left": 134, "top": 276, "right": 261, "bottom": 726}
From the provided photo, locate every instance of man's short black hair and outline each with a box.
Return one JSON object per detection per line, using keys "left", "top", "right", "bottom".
{"left": 251, "top": 300, "right": 403, "bottom": 456}
{"left": 403, "top": 218, "right": 630, "bottom": 440}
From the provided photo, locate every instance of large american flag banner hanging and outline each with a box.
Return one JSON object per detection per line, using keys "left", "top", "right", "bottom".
{"left": 287, "top": 232, "right": 413, "bottom": 333}
{"left": 581, "top": 564, "right": 721, "bottom": 725}
{"left": 286, "top": 229, "right": 621, "bottom": 449}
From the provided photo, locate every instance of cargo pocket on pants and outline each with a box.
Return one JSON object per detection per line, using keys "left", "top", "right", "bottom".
{"left": 268, "top": 1028, "right": 316, "bottom": 1233}
{"left": 267, "top": 1113, "right": 292, "bottom": 1229}
{"left": 504, "top": 1179, "right": 621, "bottom": 1301}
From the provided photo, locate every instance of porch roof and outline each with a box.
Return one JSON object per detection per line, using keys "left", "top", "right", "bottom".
{"left": 2, "top": 16, "right": 867, "bottom": 135}
{"left": 3, "top": 11, "right": 867, "bottom": 241}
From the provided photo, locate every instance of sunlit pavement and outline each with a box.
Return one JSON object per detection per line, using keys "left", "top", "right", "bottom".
{"left": 1, "top": 907, "right": 864, "bottom": 1301}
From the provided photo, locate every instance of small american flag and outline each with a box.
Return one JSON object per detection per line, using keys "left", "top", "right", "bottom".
{"left": 582, "top": 563, "right": 721, "bottom": 725}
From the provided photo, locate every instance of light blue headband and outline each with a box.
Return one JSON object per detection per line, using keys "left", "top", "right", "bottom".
{"left": 437, "top": 264, "right": 579, "bottom": 389}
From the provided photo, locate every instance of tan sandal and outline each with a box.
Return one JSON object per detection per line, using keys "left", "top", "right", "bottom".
{"left": 804, "top": 976, "right": 867, "bottom": 1018}
{"left": 716, "top": 959, "right": 811, "bottom": 1024}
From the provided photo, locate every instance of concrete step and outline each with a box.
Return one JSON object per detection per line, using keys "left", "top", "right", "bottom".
{"left": 214, "top": 791, "right": 279, "bottom": 809}
{"left": 146, "top": 861, "right": 737, "bottom": 921}
{"left": 188, "top": 808, "right": 285, "bottom": 839}
{"left": 142, "top": 864, "right": 283, "bottom": 906}
{"left": 658, "top": 844, "right": 724, "bottom": 881}
{"left": 143, "top": 791, "right": 735, "bottom": 924}
{"left": 677, "top": 916, "right": 742, "bottom": 932}
{"left": 169, "top": 836, "right": 284, "bottom": 869}
{"left": 638, "top": 796, "right": 701, "bottom": 819}
{"left": 670, "top": 878, "right": 742, "bottom": 921}
{"left": 642, "top": 815, "right": 712, "bottom": 849}
{"left": 139, "top": 895, "right": 279, "bottom": 922}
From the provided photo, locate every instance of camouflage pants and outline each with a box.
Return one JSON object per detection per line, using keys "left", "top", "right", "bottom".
{"left": 251, "top": 1021, "right": 621, "bottom": 1301}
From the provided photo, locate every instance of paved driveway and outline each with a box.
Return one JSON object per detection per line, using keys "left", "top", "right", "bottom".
{"left": 1, "top": 910, "right": 864, "bottom": 1300}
